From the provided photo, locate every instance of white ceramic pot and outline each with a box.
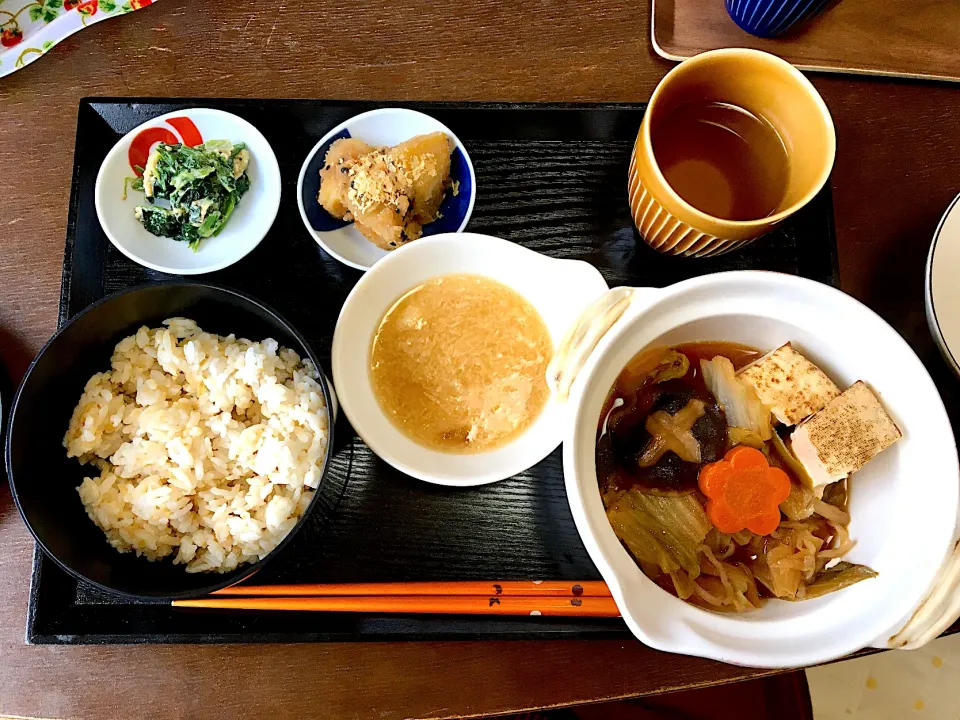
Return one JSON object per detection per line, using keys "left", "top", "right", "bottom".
{"left": 555, "top": 271, "right": 960, "bottom": 668}
{"left": 332, "top": 233, "right": 609, "bottom": 486}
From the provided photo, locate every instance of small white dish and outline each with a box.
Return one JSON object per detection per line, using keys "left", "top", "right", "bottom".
{"left": 95, "top": 108, "right": 281, "bottom": 275}
{"left": 555, "top": 271, "right": 960, "bottom": 668}
{"left": 331, "top": 233, "right": 608, "bottom": 486}
{"left": 926, "top": 192, "right": 960, "bottom": 375}
{"left": 297, "top": 108, "right": 476, "bottom": 271}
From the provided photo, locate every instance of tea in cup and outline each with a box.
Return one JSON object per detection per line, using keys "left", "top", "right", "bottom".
{"left": 628, "top": 48, "right": 836, "bottom": 256}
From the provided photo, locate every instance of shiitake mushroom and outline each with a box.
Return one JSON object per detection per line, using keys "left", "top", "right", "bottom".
{"left": 597, "top": 378, "right": 727, "bottom": 495}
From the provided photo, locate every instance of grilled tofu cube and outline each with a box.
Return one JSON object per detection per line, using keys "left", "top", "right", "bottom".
{"left": 790, "top": 381, "right": 901, "bottom": 489}
{"left": 737, "top": 343, "right": 840, "bottom": 425}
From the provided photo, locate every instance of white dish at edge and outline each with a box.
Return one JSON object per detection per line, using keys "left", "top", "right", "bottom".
{"left": 95, "top": 108, "right": 281, "bottom": 275}
{"left": 926, "top": 192, "right": 960, "bottom": 376}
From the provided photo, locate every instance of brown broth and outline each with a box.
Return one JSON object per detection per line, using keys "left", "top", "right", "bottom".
{"left": 597, "top": 342, "right": 863, "bottom": 609}
{"left": 671, "top": 341, "right": 763, "bottom": 373}
{"left": 596, "top": 342, "right": 762, "bottom": 494}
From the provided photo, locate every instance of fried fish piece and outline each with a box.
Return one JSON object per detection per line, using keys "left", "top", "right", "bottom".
{"left": 318, "top": 137, "right": 373, "bottom": 220}
{"left": 317, "top": 132, "right": 454, "bottom": 251}
{"left": 389, "top": 132, "right": 453, "bottom": 225}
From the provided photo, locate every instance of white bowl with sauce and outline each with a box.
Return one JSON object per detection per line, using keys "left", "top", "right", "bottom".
{"left": 553, "top": 272, "right": 960, "bottom": 668}
{"left": 331, "top": 233, "right": 609, "bottom": 486}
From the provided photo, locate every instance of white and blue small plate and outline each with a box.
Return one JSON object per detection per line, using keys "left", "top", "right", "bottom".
{"left": 297, "top": 108, "right": 476, "bottom": 271}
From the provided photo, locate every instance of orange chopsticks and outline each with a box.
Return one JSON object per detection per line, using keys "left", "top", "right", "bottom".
{"left": 172, "top": 594, "right": 620, "bottom": 617}
{"left": 211, "top": 580, "right": 611, "bottom": 598}
{"left": 171, "top": 581, "right": 620, "bottom": 617}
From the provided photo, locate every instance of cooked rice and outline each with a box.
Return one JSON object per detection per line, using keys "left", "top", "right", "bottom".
{"left": 64, "top": 318, "right": 329, "bottom": 573}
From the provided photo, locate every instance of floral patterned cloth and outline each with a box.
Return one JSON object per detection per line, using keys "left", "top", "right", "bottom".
{"left": 0, "top": 0, "right": 158, "bottom": 79}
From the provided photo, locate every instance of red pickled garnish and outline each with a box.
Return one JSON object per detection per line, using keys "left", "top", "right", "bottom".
{"left": 128, "top": 126, "right": 178, "bottom": 176}
{"left": 165, "top": 116, "right": 203, "bottom": 148}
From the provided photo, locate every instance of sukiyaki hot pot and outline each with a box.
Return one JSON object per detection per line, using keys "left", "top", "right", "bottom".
{"left": 553, "top": 272, "right": 960, "bottom": 668}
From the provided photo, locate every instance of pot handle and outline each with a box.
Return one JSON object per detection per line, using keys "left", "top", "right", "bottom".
{"left": 885, "top": 538, "right": 960, "bottom": 649}
{"left": 547, "top": 286, "right": 639, "bottom": 401}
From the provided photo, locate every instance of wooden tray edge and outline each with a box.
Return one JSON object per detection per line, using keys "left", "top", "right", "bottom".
{"left": 649, "top": 0, "right": 960, "bottom": 84}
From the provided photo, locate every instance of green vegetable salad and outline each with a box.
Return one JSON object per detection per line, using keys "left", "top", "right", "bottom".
{"left": 130, "top": 140, "right": 252, "bottom": 250}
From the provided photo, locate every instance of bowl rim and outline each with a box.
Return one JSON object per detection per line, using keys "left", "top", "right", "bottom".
{"left": 564, "top": 270, "right": 960, "bottom": 667}
{"left": 6, "top": 280, "right": 336, "bottom": 601}
{"left": 94, "top": 107, "right": 282, "bottom": 276}
{"left": 296, "top": 107, "right": 477, "bottom": 271}
{"left": 925, "top": 191, "right": 960, "bottom": 376}
{"left": 638, "top": 48, "right": 836, "bottom": 231}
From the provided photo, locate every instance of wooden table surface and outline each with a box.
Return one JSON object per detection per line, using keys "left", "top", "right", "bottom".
{"left": 2, "top": 1, "right": 960, "bottom": 719}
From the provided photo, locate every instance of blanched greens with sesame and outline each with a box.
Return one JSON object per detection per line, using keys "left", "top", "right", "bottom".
{"left": 132, "top": 140, "right": 252, "bottom": 250}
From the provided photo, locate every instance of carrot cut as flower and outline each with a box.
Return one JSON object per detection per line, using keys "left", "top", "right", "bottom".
{"left": 698, "top": 445, "right": 790, "bottom": 536}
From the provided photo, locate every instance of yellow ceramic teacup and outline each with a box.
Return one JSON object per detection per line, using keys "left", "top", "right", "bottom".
{"left": 628, "top": 48, "right": 836, "bottom": 257}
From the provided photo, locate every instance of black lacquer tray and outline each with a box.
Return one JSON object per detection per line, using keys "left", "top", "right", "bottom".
{"left": 27, "top": 99, "right": 838, "bottom": 644}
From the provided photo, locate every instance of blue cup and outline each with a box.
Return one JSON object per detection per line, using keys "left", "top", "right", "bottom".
{"left": 725, "top": 0, "right": 833, "bottom": 38}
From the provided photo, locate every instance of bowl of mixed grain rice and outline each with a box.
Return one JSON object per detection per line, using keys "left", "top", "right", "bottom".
{"left": 7, "top": 282, "right": 335, "bottom": 600}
